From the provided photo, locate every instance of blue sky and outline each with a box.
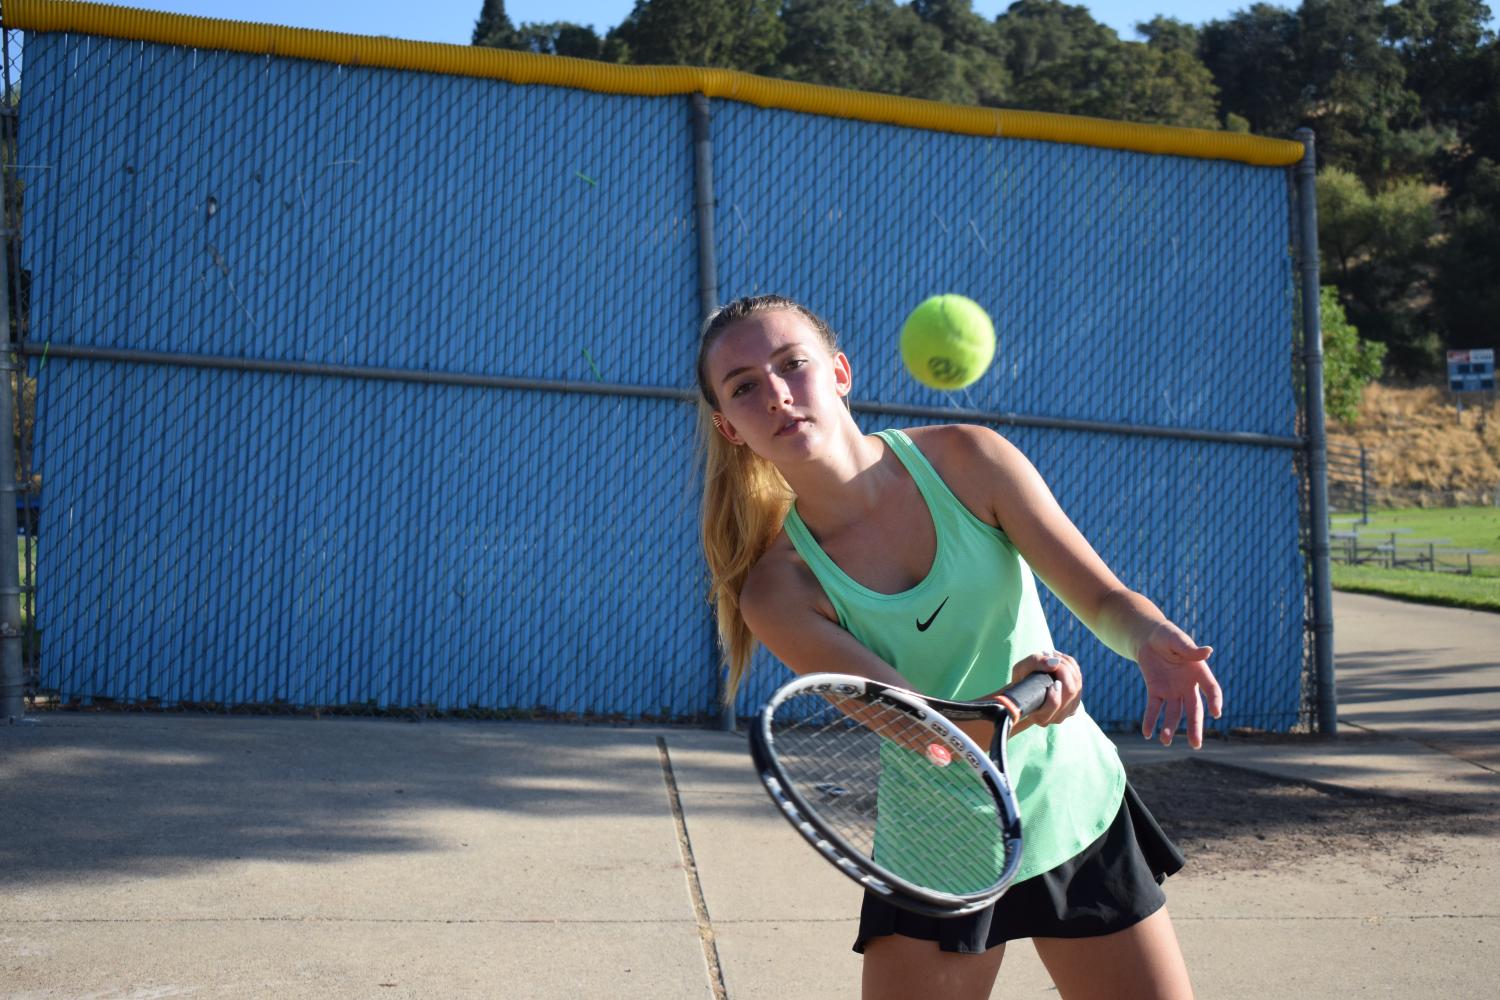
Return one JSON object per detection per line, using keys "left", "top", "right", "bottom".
{"left": 87, "top": 0, "right": 1380, "bottom": 45}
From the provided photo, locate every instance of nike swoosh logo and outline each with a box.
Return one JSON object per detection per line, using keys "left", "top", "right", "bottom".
{"left": 916, "top": 597, "right": 949, "bottom": 632}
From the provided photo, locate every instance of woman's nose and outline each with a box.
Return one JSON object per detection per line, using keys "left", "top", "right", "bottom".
{"left": 765, "top": 374, "right": 792, "bottom": 409}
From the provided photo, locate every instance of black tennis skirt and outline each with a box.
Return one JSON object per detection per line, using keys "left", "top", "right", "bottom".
{"left": 853, "top": 781, "right": 1185, "bottom": 955}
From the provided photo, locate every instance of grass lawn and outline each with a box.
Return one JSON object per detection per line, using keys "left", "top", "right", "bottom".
{"left": 1330, "top": 506, "right": 1500, "bottom": 612}
{"left": 1330, "top": 562, "right": 1500, "bottom": 613}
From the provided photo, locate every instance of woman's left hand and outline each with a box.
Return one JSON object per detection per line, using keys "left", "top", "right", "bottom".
{"left": 1137, "top": 621, "right": 1223, "bottom": 748}
{"left": 1005, "top": 649, "right": 1083, "bottom": 728}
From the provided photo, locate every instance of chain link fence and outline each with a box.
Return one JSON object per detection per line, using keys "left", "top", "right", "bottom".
{"left": 4, "top": 15, "right": 1319, "bottom": 732}
{"left": 711, "top": 102, "right": 1309, "bottom": 730}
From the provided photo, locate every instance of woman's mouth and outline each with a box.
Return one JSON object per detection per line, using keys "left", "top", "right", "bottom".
{"left": 775, "top": 417, "right": 807, "bottom": 437}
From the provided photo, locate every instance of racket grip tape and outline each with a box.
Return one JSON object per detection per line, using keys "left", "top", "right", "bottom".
{"left": 994, "top": 671, "right": 1057, "bottom": 723}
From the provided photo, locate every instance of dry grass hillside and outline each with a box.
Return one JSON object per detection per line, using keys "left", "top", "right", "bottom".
{"left": 1327, "top": 384, "right": 1500, "bottom": 506}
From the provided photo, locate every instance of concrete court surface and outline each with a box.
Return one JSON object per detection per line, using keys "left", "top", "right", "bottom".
{"left": 1, "top": 590, "right": 1496, "bottom": 1000}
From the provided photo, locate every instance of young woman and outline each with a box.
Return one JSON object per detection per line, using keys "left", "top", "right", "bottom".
{"left": 697, "top": 294, "right": 1223, "bottom": 1000}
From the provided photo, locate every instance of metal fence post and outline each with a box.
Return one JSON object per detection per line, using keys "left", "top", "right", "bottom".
{"left": 1294, "top": 128, "right": 1337, "bottom": 736}
{"left": 691, "top": 94, "right": 720, "bottom": 332}
{"left": 0, "top": 23, "right": 22, "bottom": 724}
{"left": 690, "top": 93, "right": 732, "bottom": 731}
{"left": 1359, "top": 444, "right": 1369, "bottom": 524}
{"left": 0, "top": 223, "right": 21, "bottom": 723}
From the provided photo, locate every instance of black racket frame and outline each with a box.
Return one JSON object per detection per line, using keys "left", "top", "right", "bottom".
{"left": 748, "top": 671, "right": 1055, "bottom": 918}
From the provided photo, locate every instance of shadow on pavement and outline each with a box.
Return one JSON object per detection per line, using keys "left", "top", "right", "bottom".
{"left": 0, "top": 714, "right": 762, "bottom": 887}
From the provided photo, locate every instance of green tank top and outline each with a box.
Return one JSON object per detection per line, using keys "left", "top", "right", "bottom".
{"left": 781, "top": 428, "right": 1125, "bottom": 883}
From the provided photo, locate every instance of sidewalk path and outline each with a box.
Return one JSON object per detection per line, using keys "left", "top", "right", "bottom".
{"left": 1333, "top": 590, "right": 1499, "bottom": 770}
{"left": 1, "top": 591, "right": 1495, "bottom": 999}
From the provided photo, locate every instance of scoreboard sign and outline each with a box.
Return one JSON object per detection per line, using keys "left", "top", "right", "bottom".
{"left": 1447, "top": 349, "right": 1495, "bottom": 392}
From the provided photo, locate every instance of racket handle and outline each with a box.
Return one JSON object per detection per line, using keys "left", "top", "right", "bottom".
{"left": 998, "top": 671, "right": 1056, "bottom": 721}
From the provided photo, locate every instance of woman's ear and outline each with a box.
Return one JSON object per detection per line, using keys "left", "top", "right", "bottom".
{"left": 832, "top": 351, "right": 853, "bottom": 399}
{"left": 711, "top": 411, "right": 744, "bottom": 445}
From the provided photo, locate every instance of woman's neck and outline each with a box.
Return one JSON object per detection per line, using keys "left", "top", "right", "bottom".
{"left": 778, "top": 429, "right": 899, "bottom": 537}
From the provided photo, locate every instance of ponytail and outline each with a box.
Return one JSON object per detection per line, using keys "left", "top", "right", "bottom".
{"left": 698, "top": 401, "right": 792, "bottom": 702}
{"left": 695, "top": 295, "right": 839, "bottom": 703}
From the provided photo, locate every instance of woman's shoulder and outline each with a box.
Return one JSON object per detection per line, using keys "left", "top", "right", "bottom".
{"left": 903, "top": 422, "right": 993, "bottom": 446}
{"left": 741, "top": 533, "right": 838, "bottom": 626}
{"left": 903, "top": 423, "right": 1025, "bottom": 479}
{"left": 899, "top": 424, "right": 1043, "bottom": 527}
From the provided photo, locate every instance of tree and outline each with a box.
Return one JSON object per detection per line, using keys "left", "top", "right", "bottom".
{"left": 1317, "top": 167, "right": 1440, "bottom": 375}
{"left": 1115, "top": 42, "right": 1221, "bottom": 127}
{"left": 992, "top": 1, "right": 1218, "bottom": 127}
{"left": 1198, "top": 4, "right": 1306, "bottom": 138}
{"left": 1404, "top": 11, "right": 1500, "bottom": 200}
{"left": 1462, "top": 37, "right": 1500, "bottom": 170}
{"left": 1432, "top": 157, "right": 1500, "bottom": 351}
{"left": 880, "top": 4, "right": 976, "bottom": 102}
{"left": 1388, "top": 0, "right": 1494, "bottom": 128}
{"left": 509, "top": 22, "right": 607, "bottom": 59}
{"left": 1320, "top": 285, "right": 1386, "bottom": 424}
{"left": 1134, "top": 15, "right": 1199, "bottom": 52}
{"left": 472, "top": 0, "right": 516, "bottom": 47}
{"left": 911, "top": 0, "right": 1009, "bottom": 106}
{"left": 607, "top": 0, "right": 786, "bottom": 73}
{"left": 778, "top": 0, "right": 910, "bottom": 93}
{"left": 777, "top": 0, "right": 1007, "bottom": 104}
{"left": 1299, "top": 0, "right": 1426, "bottom": 179}
{"left": 994, "top": 0, "right": 1117, "bottom": 84}
{"left": 1429, "top": 39, "right": 1500, "bottom": 354}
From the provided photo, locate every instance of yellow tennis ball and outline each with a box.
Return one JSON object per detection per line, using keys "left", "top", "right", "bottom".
{"left": 899, "top": 294, "right": 996, "bottom": 390}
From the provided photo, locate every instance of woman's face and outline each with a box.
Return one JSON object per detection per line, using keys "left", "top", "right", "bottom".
{"left": 703, "top": 309, "right": 852, "bottom": 462}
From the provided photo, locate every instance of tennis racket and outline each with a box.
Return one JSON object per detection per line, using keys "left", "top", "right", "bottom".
{"left": 748, "top": 670, "right": 1056, "bottom": 918}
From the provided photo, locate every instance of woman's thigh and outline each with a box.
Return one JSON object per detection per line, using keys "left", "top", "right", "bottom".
{"left": 862, "top": 934, "right": 1007, "bottom": 1000}
{"left": 1031, "top": 906, "right": 1193, "bottom": 1000}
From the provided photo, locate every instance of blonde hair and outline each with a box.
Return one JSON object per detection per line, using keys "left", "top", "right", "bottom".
{"left": 695, "top": 295, "right": 840, "bottom": 703}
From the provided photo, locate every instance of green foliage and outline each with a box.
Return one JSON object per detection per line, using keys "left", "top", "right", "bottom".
{"left": 1317, "top": 167, "right": 1440, "bottom": 376}
{"left": 1433, "top": 157, "right": 1500, "bottom": 349}
{"left": 777, "top": 0, "right": 912, "bottom": 94}
{"left": 510, "top": 23, "right": 609, "bottom": 59}
{"left": 1196, "top": 0, "right": 1486, "bottom": 179}
{"left": 1134, "top": 15, "right": 1200, "bottom": 53}
{"left": 1319, "top": 286, "right": 1386, "bottom": 425}
{"left": 608, "top": 0, "right": 786, "bottom": 72}
{"left": 1318, "top": 169, "right": 1437, "bottom": 280}
{"left": 1198, "top": 4, "right": 1304, "bottom": 138}
{"left": 910, "top": 0, "right": 1010, "bottom": 107}
{"left": 992, "top": 1, "right": 1219, "bottom": 126}
{"left": 471, "top": 0, "right": 515, "bottom": 46}
{"left": 1299, "top": 0, "right": 1423, "bottom": 181}
{"left": 1388, "top": 0, "right": 1494, "bottom": 125}
{"left": 1466, "top": 41, "right": 1500, "bottom": 169}
{"left": 1114, "top": 43, "right": 1220, "bottom": 127}
{"left": 473, "top": 0, "right": 614, "bottom": 60}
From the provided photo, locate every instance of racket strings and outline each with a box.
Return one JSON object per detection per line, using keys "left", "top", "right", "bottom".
{"left": 770, "top": 693, "right": 1012, "bottom": 895}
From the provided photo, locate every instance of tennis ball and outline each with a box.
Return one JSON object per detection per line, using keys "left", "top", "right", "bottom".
{"left": 899, "top": 295, "right": 996, "bottom": 390}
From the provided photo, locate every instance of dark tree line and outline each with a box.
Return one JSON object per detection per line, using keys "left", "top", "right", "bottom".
{"left": 473, "top": 0, "right": 1500, "bottom": 378}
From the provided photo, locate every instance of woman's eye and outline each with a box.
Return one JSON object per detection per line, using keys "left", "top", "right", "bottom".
{"left": 783, "top": 358, "right": 807, "bottom": 372}
{"left": 730, "top": 381, "right": 753, "bottom": 398}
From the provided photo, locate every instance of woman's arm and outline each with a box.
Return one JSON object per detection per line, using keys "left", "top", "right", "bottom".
{"left": 739, "top": 545, "right": 910, "bottom": 689}
{"left": 918, "top": 425, "right": 1224, "bottom": 748}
